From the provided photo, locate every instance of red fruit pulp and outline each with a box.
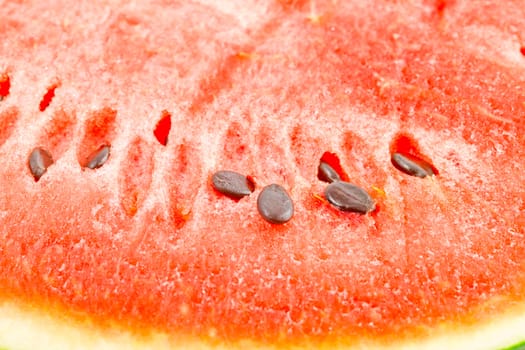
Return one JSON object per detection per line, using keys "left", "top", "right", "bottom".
{"left": 0, "top": 0, "right": 524, "bottom": 346}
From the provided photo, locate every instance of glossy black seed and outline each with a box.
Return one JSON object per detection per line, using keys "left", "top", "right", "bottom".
{"left": 29, "top": 147, "right": 54, "bottom": 181}
{"left": 86, "top": 145, "right": 111, "bottom": 169}
{"left": 317, "top": 161, "right": 341, "bottom": 183}
{"left": 212, "top": 170, "right": 254, "bottom": 199}
{"left": 324, "top": 181, "right": 375, "bottom": 214}
{"left": 391, "top": 152, "right": 434, "bottom": 178}
{"left": 257, "top": 184, "right": 294, "bottom": 224}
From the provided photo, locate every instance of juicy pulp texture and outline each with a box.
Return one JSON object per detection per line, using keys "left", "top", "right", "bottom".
{"left": 1, "top": 0, "right": 525, "bottom": 348}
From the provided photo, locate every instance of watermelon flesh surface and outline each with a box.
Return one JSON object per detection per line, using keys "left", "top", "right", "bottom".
{"left": 1, "top": 0, "right": 525, "bottom": 347}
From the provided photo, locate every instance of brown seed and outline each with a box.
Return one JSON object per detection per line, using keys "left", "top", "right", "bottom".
{"left": 391, "top": 152, "right": 434, "bottom": 178}
{"left": 28, "top": 147, "right": 54, "bottom": 181}
{"left": 324, "top": 181, "right": 375, "bottom": 214}
{"left": 212, "top": 170, "right": 254, "bottom": 199}
{"left": 86, "top": 145, "right": 111, "bottom": 169}
{"left": 317, "top": 161, "right": 341, "bottom": 183}
{"left": 257, "top": 184, "right": 294, "bottom": 224}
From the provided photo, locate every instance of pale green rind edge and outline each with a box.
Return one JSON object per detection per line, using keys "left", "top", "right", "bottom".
{"left": 504, "top": 342, "right": 525, "bottom": 350}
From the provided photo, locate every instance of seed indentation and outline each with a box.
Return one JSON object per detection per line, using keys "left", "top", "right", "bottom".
{"left": 86, "top": 145, "right": 111, "bottom": 169}
{"left": 391, "top": 152, "right": 434, "bottom": 178}
{"left": 120, "top": 137, "right": 153, "bottom": 217}
{"left": 212, "top": 170, "right": 254, "bottom": 199}
{"left": 318, "top": 161, "right": 341, "bottom": 183}
{"left": 257, "top": 184, "right": 294, "bottom": 224}
{"left": 324, "top": 181, "right": 375, "bottom": 214}
{"left": 29, "top": 147, "right": 54, "bottom": 181}
{"left": 0, "top": 107, "right": 19, "bottom": 147}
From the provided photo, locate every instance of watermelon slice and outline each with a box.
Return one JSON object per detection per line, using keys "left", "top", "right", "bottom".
{"left": 1, "top": 0, "right": 525, "bottom": 349}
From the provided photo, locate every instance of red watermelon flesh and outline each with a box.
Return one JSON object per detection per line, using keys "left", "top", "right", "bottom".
{"left": 1, "top": 0, "right": 525, "bottom": 347}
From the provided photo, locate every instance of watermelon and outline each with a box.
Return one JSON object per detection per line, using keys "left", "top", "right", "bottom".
{"left": 1, "top": 0, "right": 525, "bottom": 349}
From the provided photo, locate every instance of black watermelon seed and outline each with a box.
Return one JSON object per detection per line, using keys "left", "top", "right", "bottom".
{"left": 257, "top": 184, "right": 294, "bottom": 224}
{"left": 212, "top": 170, "right": 255, "bottom": 199}
{"left": 324, "top": 181, "right": 375, "bottom": 214}
{"left": 391, "top": 152, "right": 434, "bottom": 178}
{"left": 86, "top": 145, "right": 111, "bottom": 169}
{"left": 318, "top": 161, "right": 341, "bottom": 183}
{"left": 29, "top": 147, "right": 54, "bottom": 181}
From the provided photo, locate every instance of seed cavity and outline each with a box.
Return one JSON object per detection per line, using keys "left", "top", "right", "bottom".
{"left": 318, "top": 161, "right": 341, "bottom": 183}
{"left": 257, "top": 184, "right": 294, "bottom": 224}
{"left": 0, "top": 73, "right": 10, "bottom": 101}
{"left": 319, "top": 151, "right": 348, "bottom": 181}
{"left": 77, "top": 107, "right": 116, "bottom": 167}
{"left": 39, "top": 83, "right": 58, "bottom": 112}
{"left": 324, "top": 181, "right": 375, "bottom": 214}
{"left": 154, "top": 110, "right": 172, "bottom": 146}
{"left": 435, "top": 0, "right": 447, "bottom": 13}
{"left": 29, "top": 147, "right": 54, "bottom": 181}
{"left": 212, "top": 170, "right": 254, "bottom": 199}
{"left": 391, "top": 152, "right": 435, "bottom": 178}
{"left": 86, "top": 145, "right": 111, "bottom": 169}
